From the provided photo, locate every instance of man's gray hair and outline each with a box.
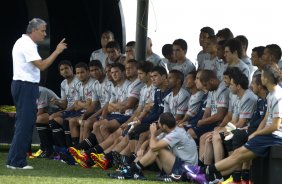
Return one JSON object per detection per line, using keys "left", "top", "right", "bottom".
{"left": 26, "top": 18, "right": 46, "bottom": 34}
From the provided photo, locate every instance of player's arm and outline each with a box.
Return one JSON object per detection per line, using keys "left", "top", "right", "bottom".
{"left": 198, "top": 107, "right": 227, "bottom": 126}
{"left": 218, "top": 111, "right": 232, "bottom": 127}
{"left": 119, "top": 96, "right": 139, "bottom": 113}
{"left": 175, "top": 113, "right": 185, "bottom": 122}
{"left": 234, "top": 118, "right": 248, "bottom": 128}
{"left": 100, "top": 103, "right": 110, "bottom": 119}
{"left": 149, "top": 123, "right": 168, "bottom": 152}
{"left": 82, "top": 100, "right": 99, "bottom": 120}
{"left": 50, "top": 97, "right": 67, "bottom": 110}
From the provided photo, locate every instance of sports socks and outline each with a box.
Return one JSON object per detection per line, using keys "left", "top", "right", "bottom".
{"left": 242, "top": 169, "right": 250, "bottom": 181}
{"left": 63, "top": 120, "right": 73, "bottom": 147}
{"left": 36, "top": 123, "right": 54, "bottom": 153}
{"left": 75, "top": 133, "right": 98, "bottom": 150}
{"left": 49, "top": 120, "right": 66, "bottom": 147}
{"left": 232, "top": 171, "right": 242, "bottom": 182}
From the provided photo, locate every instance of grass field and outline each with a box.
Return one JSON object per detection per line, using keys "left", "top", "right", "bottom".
{"left": 0, "top": 152, "right": 190, "bottom": 184}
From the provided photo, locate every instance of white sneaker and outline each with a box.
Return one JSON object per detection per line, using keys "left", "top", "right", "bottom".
{"left": 20, "top": 165, "right": 33, "bottom": 169}
{"left": 6, "top": 165, "right": 16, "bottom": 169}
{"left": 6, "top": 165, "right": 33, "bottom": 169}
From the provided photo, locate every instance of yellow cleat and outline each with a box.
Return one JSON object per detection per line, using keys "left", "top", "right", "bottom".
{"left": 219, "top": 176, "right": 233, "bottom": 184}
{"left": 29, "top": 149, "right": 43, "bottom": 159}
{"left": 90, "top": 153, "right": 109, "bottom": 170}
{"left": 68, "top": 147, "right": 90, "bottom": 168}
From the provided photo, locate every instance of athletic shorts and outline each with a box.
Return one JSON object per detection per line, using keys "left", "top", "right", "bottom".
{"left": 171, "top": 156, "right": 185, "bottom": 175}
{"left": 189, "top": 123, "right": 218, "bottom": 139}
{"left": 244, "top": 134, "right": 282, "bottom": 157}
{"left": 128, "top": 123, "right": 151, "bottom": 140}
{"left": 106, "top": 114, "right": 131, "bottom": 124}
{"left": 232, "top": 129, "right": 248, "bottom": 150}
{"left": 61, "top": 110, "right": 84, "bottom": 119}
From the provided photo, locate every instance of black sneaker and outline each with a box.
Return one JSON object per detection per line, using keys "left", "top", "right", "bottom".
{"left": 57, "top": 148, "right": 75, "bottom": 165}
{"left": 39, "top": 151, "right": 55, "bottom": 159}
{"left": 156, "top": 174, "right": 183, "bottom": 182}
{"left": 108, "top": 168, "right": 146, "bottom": 180}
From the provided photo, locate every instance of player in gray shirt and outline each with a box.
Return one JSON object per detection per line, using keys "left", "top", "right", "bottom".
{"left": 189, "top": 70, "right": 229, "bottom": 140}
{"left": 212, "top": 69, "right": 257, "bottom": 169}
{"left": 197, "top": 27, "right": 215, "bottom": 69}
{"left": 68, "top": 62, "right": 95, "bottom": 145}
{"left": 38, "top": 86, "right": 60, "bottom": 113}
{"left": 251, "top": 46, "right": 265, "bottom": 79}
{"left": 159, "top": 44, "right": 177, "bottom": 73}
{"left": 77, "top": 60, "right": 113, "bottom": 141}
{"left": 199, "top": 36, "right": 218, "bottom": 73}
{"left": 171, "top": 39, "right": 196, "bottom": 76}
{"left": 215, "top": 40, "right": 228, "bottom": 82}
{"left": 49, "top": 60, "right": 79, "bottom": 114}
{"left": 236, "top": 35, "right": 257, "bottom": 80}
{"left": 90, "top": 31, "right": 114, "bottom": 68}
{"left": 92, "top": 62, "right": 142, "bottom": 143}
{"left": 164, "top": 70, "right": 190, "bottom": 120}
{"left": 34, "top": 86, "right": 61, "bottom": 158}
{"left": 224, "top": 38, "right": 250, "bottom": 81}
{"left": 110, "top": 112, "right": 198, "bottom": 181}
{"left": 188, "top": 64, "right": 282, "bottom": 184}
{"left": 146, "top": 37, "right": 162, "bottom": 66}
{"left": 178, "top": 71, "right": 205, "bottom": 126}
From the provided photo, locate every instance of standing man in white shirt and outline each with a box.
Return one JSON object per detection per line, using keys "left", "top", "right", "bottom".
{"left": 7, "top": 18, "right": 67, "bottom": 169}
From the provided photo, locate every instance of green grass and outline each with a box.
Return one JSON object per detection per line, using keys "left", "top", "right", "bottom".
{"left": 0, "top": 152, "right": 191, "bottom": 184}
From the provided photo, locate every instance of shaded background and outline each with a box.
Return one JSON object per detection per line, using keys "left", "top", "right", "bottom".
{"left": 0, "top": 0, "right": 126, "bottom": 105}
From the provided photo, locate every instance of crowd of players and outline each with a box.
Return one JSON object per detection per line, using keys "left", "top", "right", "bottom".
{"left": 32, "top": 27, "right": 282, "bottom": 184}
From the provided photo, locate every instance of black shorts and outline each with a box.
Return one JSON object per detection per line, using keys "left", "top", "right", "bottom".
{"left": 232, "top": 129, "right": 248, "bottom": 150}
{"left": 189, "top": 123, "right": 218, "bottom": 139}
{"left": 128, "top": 123, "right": 151, "bottom": 140}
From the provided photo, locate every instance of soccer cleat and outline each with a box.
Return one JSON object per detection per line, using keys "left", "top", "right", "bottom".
{"left": 108, "top": 168, "right": 146, "bottom": 180}
{"left": 68, "top": 147, "right": 83, "bottom": 163}
{"left": 218, "top": 176, "right": 233, "bottom": 184}
{"left": 28, "top": 152, "right": 35, "bottom": 159}
{"left": 209, "top": 178, "right": 224, "bottom": 184}
{"left": 31, "top": 149, "right": 43, "bottom": 158}
{"left": 53, "top": 154, "right": 61, "bottom": 161}
{"left": 183, "top": 164, "right": 201, "bottom": 175}
{"left": 182, "top": 164, "right": 208, "bottom": 184}
{"left": 68, "top": 147, "right": 90, "bottom": 168}
{"left": 55, "top": 147, "right": 75, "bottom": 165}
{"left": 92, "top": 163, "right": 99, "bottom": 168}
{"left": 38, "top": 151, "right": 56, "bottom": 159}
{"left": 90, "top": 152, "right": 109, "bottom": 170}
{"left": 156, "top": 174, "right": 183, "bottom": 182}
{"left": 219, "top": 176, "right": 233, "bottom": 184}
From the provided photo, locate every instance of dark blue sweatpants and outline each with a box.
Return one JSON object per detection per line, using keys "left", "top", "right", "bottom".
{"left": 7, "top": 80, "right": 39, "bottom": 167}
